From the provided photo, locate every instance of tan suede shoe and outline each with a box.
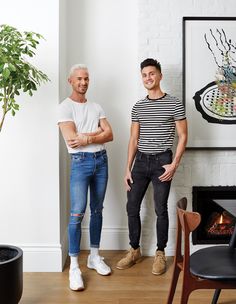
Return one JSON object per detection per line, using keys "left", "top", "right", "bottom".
{"left": 116, "top": 247, "right": 142, "bottom": 269}
{"left": 152, "top": 250, "right": 167, "bottom": 275}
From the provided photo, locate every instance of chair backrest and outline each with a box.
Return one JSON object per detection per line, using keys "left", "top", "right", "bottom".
{"left": 177, "top": 197, "right": 201, "bottom": 233}
{"left": 177, "top": 197, "right": 187, "bottom": 211}
{"left": 175, "top": 198, "right": 202, "bottom": 271}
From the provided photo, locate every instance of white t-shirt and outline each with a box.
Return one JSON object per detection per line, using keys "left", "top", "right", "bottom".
{"left": 58, "top": 98, "right": 106, "bottom": 153}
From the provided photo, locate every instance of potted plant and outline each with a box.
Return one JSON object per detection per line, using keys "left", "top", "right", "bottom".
{"left": 0, "top": 245, "right": 23, "bottom": 304}
{"left": 0, "top": 24, "right": 50, "bottom": 132}
{"left": 0, "top": 24, "right": 50, "bottom": 303}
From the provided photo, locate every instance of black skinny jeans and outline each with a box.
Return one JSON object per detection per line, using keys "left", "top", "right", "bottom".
{"left": 126, "top": 150, "right": 172, "bottom": 251}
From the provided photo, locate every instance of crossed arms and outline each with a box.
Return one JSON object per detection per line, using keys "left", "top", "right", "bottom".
{"left": 58, "top": 118, "right": 113, "bottom": 149}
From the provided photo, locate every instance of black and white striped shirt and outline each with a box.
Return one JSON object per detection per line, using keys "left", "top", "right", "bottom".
{"left": 131, "top": 94, "right": 186, "bottom": 153}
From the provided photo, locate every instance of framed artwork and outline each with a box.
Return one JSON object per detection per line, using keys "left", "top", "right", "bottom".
{"left": 183, "top": 17, "right": 236, "bottom": 149}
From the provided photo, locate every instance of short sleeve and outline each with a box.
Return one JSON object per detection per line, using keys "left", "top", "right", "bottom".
{"left": 96, "top": 104, "right": 106, "bottom": 119}
{"left": 174, "top": 98, "right": 186, "bottom": 121}
{"left": 58, "top": 101, "right": 74, "bottom": 123}
{"left": 131, "top": 104, "right": 139, "bottom": 122}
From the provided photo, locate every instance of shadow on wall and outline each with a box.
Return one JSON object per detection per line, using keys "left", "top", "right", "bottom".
{"left": 98, "top": 75, "right": 131, "bottom": 227}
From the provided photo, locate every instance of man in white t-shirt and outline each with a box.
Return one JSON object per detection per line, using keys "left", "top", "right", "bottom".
{"left": 58, "top": 64, "right": 113, "bottom": 291}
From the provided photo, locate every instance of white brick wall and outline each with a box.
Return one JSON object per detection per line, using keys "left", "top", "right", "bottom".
{"left": 138, "top": 0, "right": 236, "bottom": 256}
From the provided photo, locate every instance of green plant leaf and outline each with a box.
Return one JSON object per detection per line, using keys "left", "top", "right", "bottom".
{"left": 0, "top": 24, "right": 50, "bottom": 132}
{"left": 14, "top": 103, "right": 19, "bottom": 110}
{"left": 8, "top": 63, "right": 16, "bottom": 71}
{"left": 2, "top": 68, "right": 10, "bottom": 79}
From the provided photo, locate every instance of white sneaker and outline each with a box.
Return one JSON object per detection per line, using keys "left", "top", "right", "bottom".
{"left": 69, "top": 268, "right": 84, "bottom": 291}
{"left": 87, "top": 254, "right": 111, "bottom": 275}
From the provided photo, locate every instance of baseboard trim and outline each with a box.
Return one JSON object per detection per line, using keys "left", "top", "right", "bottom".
{"left": 81, "top": 227, "right": 175, "bottom": 256}
{"left": 14, "top": 243, "right": 63, "bottom": 272}
{"left": 14, "top": 226, "right": 175, "bottom": 272}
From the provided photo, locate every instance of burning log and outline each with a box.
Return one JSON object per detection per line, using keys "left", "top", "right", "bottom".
{"left": 206, "top": 211, "right": 235, "bottom": 236}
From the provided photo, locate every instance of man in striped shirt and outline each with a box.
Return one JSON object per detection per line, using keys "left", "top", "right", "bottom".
{"left": 116, "top": 58, "right": 187, "bottom": 275}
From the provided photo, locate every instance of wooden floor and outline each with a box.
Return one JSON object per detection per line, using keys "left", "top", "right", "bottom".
{"left": 20, "top": 250, "right": 236, "bottom": 304}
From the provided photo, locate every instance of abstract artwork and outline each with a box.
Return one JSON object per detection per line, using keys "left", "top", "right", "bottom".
{"left": 183, "top": 17, "right": 236, "bottom": 149}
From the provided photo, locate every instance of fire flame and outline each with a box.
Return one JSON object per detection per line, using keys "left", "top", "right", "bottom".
{"left": 219, "top": 214, "right": 223, "bottom": 224}
{"left": 207, "top": 211, "right": 235, "bottom": 236}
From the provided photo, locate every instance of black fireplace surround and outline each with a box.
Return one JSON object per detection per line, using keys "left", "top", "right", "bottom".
{"left": 192, "top": 186, "right": 236, "bottom": 245}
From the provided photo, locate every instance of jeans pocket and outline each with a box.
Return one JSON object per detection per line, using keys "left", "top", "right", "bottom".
{"left": 71, "top": 154, "right": 84, "bottom": 164}
{"left": 132, "top": 158, "right": 146, "bottom": 174}
{"left": 102, "top": 154, "right": 108, "bottom": 162}
{"left": 158, "top": 151, "right": 172, "bottom": 167}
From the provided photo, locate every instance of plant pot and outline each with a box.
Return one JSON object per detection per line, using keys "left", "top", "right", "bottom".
{"left": 0, "top": 245, "right": 23, "bottom": 304}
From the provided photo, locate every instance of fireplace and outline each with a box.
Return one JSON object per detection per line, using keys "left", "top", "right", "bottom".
{"left": 192, "top": 186, "right": 236, "bottom": 245}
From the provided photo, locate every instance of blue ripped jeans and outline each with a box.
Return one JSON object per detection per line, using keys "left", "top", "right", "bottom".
{"left": 69, "top": 150, "right": 108, "bottom": 257}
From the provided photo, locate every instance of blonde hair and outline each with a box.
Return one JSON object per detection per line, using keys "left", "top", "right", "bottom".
{"left": 69, "top": 64, "right": 88, "bottom": 77}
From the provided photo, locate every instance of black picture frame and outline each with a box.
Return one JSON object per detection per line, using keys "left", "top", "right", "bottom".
{"left": 183, "top": 17, "right": 236, "bottom": 150}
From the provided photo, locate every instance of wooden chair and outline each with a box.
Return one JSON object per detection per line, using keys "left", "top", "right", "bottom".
{"left": 166, "top": 197, "right": 236, "bottom": 304}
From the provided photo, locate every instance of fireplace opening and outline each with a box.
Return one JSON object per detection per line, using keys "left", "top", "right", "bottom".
{"left": 192, "top": 186, "right": 236, "bottom": 245}
{"left": 206, "top": 210, "right": 235, "bottom": 238}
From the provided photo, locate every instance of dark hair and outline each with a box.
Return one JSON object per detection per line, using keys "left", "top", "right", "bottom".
{"left": 140, "top": 58, "right": 161, "bottom": 73}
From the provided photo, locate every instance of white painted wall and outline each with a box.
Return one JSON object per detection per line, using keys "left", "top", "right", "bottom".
{"left": 0, "top": 0, "right": 62, "bottom": 271}
{"left": 59, "top": 0, "right": 70, "bottom": 269}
